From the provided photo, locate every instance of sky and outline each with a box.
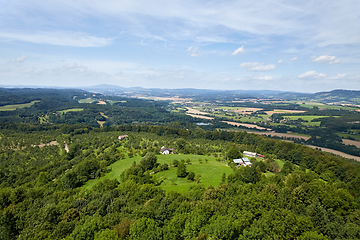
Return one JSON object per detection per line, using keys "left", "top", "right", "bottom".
{"left": 0, "top": 0, "right": 360, "bottom": 93}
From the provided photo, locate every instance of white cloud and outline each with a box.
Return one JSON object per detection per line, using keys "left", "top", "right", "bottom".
{"left": 311, "top": 55, "right": 340, "bottom": 64}
{"left": 10, "top": 55, "right": 28, "bottom": 62}
{"left": 0, "top": 31, "right": 112, "bottom": 47}
{"left": 254, "top": 76, "right": 273, "bottom": 80}
{"left": 186, "top": 46, "right": 193, "bottom": 51}
{"left": 239, "top": 62, "right": 276, "bottom": 71}
{"left": 190, "top": 47, "right": 201, "bottom": 57}
{"left": 328, "top": 73, "right": 347, "bottom": 79}
{"left": 290, "top": 57, "right": 297, "bottom": 61}
{"left": 278, "top": 59, "right": 283, "bottom": 63}
{"left": 231, "top": 46, "right": 245, "bottom": 55}
{"left": 298, "top": 70, "right": 326, "bottom": 78}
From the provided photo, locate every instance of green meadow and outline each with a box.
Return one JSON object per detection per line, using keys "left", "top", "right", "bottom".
{"left": 0, "top": 100, "right": 40, "bottom": 111}
{"left": 84, "top": 154, "right": 234, "bottom": 193}
{"left": 58, "top": 108, "right": 84, "bottom": 114}
{"left": 78, "top": 98, "right": 96, "bottom": 103}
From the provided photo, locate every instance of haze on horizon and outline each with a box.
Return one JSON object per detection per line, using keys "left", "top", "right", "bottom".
{"left": 0, "top": 0, "right": 359, "bottom": 93}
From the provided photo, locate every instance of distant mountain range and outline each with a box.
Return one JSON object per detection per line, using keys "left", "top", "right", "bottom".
{"left": 1, "top": 84, "right": 360, "bottom": 104}
{"left": 81, "top": 84, "right": 360, "bottom": 104}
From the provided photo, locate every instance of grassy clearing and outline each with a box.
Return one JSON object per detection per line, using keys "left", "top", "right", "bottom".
{"left": 78, "top": 98, "right": 96, "bottom": 103}
{"left": 107, "top": 100, "right": 126, "bottom": 105}
{"left": 155, "top": 155, "right": 234, "bottom": 193}
{"left": 84, "top": 156, "right": 143, "bottom": 189}
{"left": 58, "top": 108, "right": 83, "bottom": 114}
{"left": 337, "top": 133, "right": 360, "bottom": 141}
{"left": 83, "top": 154, "right": 234, "bottom": 193}
{"left": 286, "top": 115, "right": 331, "bottom": 121}
{"left": 0, "top": 100, "right": 40, "bottom": 111}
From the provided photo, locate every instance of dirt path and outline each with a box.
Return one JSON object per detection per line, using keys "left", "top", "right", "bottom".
{"left": 305, "top": 145, "right": 360, "bottom": 162}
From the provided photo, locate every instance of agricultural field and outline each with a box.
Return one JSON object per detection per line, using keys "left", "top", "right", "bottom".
{"left": 0, "top": 100, "right": 40, "bottom": 111}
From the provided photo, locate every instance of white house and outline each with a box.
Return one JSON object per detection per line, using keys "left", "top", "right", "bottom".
{"left": 243, "top": 151, "right": 257, "bottom": 158}
{"left": 161, "top": 146, "right": 175, "bottom": 154}
{"left": 118, "top": 135, "right": 129, "bottom": 140}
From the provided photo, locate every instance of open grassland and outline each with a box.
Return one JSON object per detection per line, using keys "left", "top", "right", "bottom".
{"left": 84, "top": 154, "right": 234, "bottom": 192}
{"left": 58, "top": 108, "right": 84, "bottom": 114}
{"left": 0, "top": 100, "right": 40, "bottom": 111}
{"left": 107, "top": 100, "right": 126, "bottom": 105}
{"left": 84, "top": 155, "right": 143, "bottom": 189}
{"left": 239, "top": 116, "right": 268, "bottom": 123}
{"left": 286, "top": 115, "right": 332, "bottom": 121}
{"left": 154, "top": 155, "right": 233, "bottom": 193}
{"left": 338, "top": 133, "right": 360, "bottom": 142}
{"left": 78, "top": 98, "right": 96, "bottom": 103}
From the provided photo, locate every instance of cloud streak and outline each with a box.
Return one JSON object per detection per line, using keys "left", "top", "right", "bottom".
{"left": 298, "top": 70, "right": 326, "bottom": 78}
{"left": 10, "top": 55, "right": 28, "bottom": 62}
{"left": 231, "top": 46, "right": 245, "bottom": 55}
{"left": 239, "top": 62, "right": 276, "bottom": 71}
{"left": 0, "top": 31, "right": 113, "bottom": 47}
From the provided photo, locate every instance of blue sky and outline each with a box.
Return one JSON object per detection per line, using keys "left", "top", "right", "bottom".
{"left": 0, "top": 0, "right": 360, "bottom": 92}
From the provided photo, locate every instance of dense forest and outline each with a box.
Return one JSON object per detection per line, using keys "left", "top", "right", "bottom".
{"left": 1, "top": 122, "right": 360, "bottom": 239}
{"left": 0, "top": 88, "right": 198, "bottom": 127}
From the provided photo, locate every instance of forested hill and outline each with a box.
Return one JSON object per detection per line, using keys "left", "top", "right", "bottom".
{"left": 0, "top": 88, "right": 198, "bottom": 126}
{"left": 0, "top": 88, "right": 86, "bottom": 106}
{"left": 1, "top": 123, "right": 360, "bottom": 239}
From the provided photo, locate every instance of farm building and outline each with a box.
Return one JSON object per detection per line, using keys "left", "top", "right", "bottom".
{"left": 118, "top": 135, "right": 129, "bottom": 140}
{"left": 161, "top": 146, "right": 175, "bottom": 154}
{"left": 233, "top": 157, "right": 252, "bottom": 166}
{"left": 233, "top": 158, "right": 244, "bottom": 164}
{"left": 243, "top": 157, "right": 252, "bottom": 166}
{"left": 243, "top": 151, "right": 257, "bottom": 158}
